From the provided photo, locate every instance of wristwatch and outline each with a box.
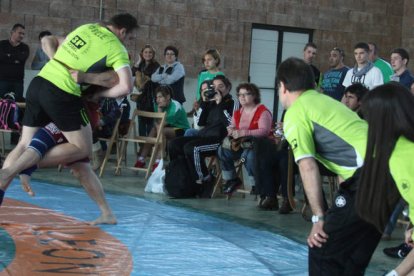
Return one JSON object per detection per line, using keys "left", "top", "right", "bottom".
{"left": 311, "top": 215, "right": 324, "bottom": 224}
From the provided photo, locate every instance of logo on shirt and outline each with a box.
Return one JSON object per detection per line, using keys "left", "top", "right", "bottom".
{"left": 401, "top": 179, "right": 410, "bottom": 192}
{"left": 351, "top": 74, "right": 366, "bottom": 85}
{"left": 70, "top": 35, "right": 87, "bottom": 49}
{"left": 291, "top": 139, "right": 298, "bottom": 150}
{"left": 335, "top": 195, "right": 347, "bottom": 207}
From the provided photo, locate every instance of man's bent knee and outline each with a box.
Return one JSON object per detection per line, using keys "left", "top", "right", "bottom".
{"left": 62, "top": 125, "right": 93, "bottom": 157}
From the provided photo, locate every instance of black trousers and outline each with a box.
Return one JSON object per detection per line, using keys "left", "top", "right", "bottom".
{"left": 308, "top": 175, "right": 381, "bottom": 275}
{"left": 168, "top": 136, "right": 221, "bottom": 182}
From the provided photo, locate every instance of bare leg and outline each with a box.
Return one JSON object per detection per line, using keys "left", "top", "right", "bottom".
{"left": 39, "top": 124, "right": 93, "bottom": 167}
{"left": 70, "top": 162, "right": 117, "bottom": 225}
{"left": 0, "top": 126, "right": 40, "bottom": 192}
{"left": 1, "top": 125, "right": 92, "bottom": 191}
{"left": 19, "top": 174, "right": 35, "bottom": 196}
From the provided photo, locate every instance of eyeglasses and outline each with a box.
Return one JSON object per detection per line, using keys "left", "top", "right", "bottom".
{"left": 165, "top": 52, "right": 175, "bottom": 56}
{"left": 238, "top": 93, "right": 252, "bottom": 97}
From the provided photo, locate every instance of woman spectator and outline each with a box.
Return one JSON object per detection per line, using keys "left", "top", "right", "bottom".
{"left": 135, "top": 85, "right": 190, "bottom": 170}
{"left": 217, "top": 83, "right": 274, "bottom": 207}
{"left": 151, "top": 45, "right": 186, "bottom": 104}
{"left": 131, "top": 44, "right": 160, "bottom": 137}
{"left": 193, "top": 49, "right": 224, "bottom": 129}
{"left": 355, "top": 82, "right": 414, "bottom": 275}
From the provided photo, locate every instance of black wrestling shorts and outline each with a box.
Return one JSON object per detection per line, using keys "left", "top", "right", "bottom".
{"left": 23, "top": 77, "right": 89, "bottom": 131}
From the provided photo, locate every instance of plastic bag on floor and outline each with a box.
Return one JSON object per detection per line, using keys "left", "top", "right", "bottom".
{"left": 145, "top": 159, "right": 165, "bottom": 194}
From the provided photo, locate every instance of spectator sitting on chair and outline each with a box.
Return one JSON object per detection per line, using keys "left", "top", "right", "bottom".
{"left": 168, "top": 75, "right": 237, "bottom": 197}
{"left": 91, "top": 96, "right": 130, "bottom": 170}
{"left": 217, "top": 83, "right": 273, "bottom": 200}
{"left": 341, "top": 83, "right": 368, "bottom": 117}
{"left": 135, "top": 85, "right": 190, "bottom": 171}
{"left": 184, "top": 80, "right": 211, "bottom": 137}
{"left": 151, "top": 45, "right": 185, "bottom": 104}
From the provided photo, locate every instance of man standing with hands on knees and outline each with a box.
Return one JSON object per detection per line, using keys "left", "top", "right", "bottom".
{"left": 278, "top": 57, "right": 380, "bottom": 275}
{"left": 0, "top": 13, "right": 138, "bottom": 206}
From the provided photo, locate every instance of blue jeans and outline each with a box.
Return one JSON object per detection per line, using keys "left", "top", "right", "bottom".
{"left": 184, "top": 128, "right": 200, "bottom": 137}
{"left": 217, "top": 145, "right": 254, "bottom": 181}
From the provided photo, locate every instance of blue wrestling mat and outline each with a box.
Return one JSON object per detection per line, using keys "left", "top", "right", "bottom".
{"left": 3, "top": 180, "right": 309, "bottom": 275}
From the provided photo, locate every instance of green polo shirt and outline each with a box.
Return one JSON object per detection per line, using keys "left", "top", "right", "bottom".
{"left": 155, "top": 99, "right": 190, "bottom": 130}
{"left": 284, "top": 89, "right": 367, "bottom": 180}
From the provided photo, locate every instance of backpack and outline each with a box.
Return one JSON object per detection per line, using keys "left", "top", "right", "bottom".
{"left": 164, "top": 157, "right": 198, "bottom": 198}
{"left": 0, "top": 98, "right": 20, "bottom": 130}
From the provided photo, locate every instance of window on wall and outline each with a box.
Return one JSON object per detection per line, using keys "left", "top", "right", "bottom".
{"left": 248, "top": 24, "right": 313, "bottom": 121}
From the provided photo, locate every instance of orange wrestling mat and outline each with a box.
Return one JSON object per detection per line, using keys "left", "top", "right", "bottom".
{"left": 0, "top": 198, "right": 132, "bottom": 275}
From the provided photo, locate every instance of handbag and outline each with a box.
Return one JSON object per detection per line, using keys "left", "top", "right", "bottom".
{"left": 135, "top": 71, "right": 150, "bottom": 91}
{"left": 222, "top": 136, "right": 254, "bottom": 152}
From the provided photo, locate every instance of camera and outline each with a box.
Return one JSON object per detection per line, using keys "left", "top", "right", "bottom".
{"left": 203, "top": 84, "right": 217, "bottom": 99}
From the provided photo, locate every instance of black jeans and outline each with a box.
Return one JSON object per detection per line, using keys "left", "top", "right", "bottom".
{"left": 308, "top": 174, "right": 381, "bottom": 276}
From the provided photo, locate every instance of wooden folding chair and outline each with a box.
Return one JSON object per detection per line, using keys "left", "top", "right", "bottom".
{"left": 97, "top": 108, "right": 125, "bottom": 177}
{"left": 287, "top": 147, "right": 296, "bottom": 209}
{"left": 115, "top": 109, "right": 166, "bottom": 180}
{"left": 211, "top": 158, "right": 245, "bottom": 199}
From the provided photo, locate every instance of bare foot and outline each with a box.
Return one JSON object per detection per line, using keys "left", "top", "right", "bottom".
{"left": 19, "top": 174, "right": 35, "bottom": 197}
{"left": 89, "top": 213, "right": 117, "bottom": 225}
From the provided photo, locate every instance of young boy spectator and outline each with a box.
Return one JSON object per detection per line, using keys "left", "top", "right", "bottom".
{"left": 341, "top": 83, "right": 368, "bottom": 116}
{"left": 390, "top": 48, "right": 414, "bottom": 91}
{"left": 342, "top": 42, "right": 383, "bottom": 90}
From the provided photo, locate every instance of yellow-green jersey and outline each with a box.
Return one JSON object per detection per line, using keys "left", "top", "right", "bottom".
{"left": 389, "top": 136, "right": 414, "bottom": 236}
{"left": 39, "top": 23, "right": 130, "bottom": 97}
{"left": 284, "top": 89, "right": 367, "bottom": 180}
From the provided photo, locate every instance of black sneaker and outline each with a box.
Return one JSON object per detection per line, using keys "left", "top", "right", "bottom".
{"left": 258, "top": 196, "right": 279, "bottom": 211}
{"left": 223, "top": 177, "right": 242, "bottom": 195}
{"left": 250, "top": 185, "right": 256, "bottom": 195}
{"left": 383, "top": 243, "right": 412, "bottom": 258}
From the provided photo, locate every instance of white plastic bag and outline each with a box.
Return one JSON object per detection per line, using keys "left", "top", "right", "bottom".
{"left": 145, "top": 159, "right": 165, "bottom": 194}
